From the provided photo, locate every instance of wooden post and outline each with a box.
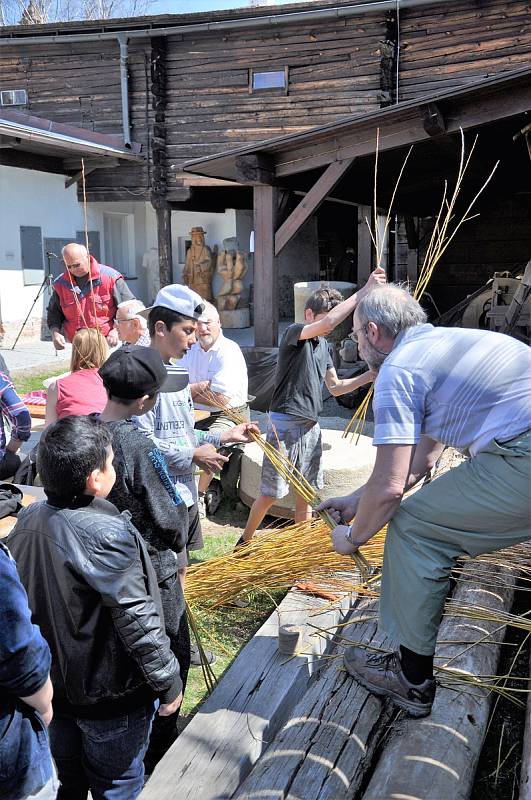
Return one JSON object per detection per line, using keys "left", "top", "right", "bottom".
{"left": 153, "top": 199, "right": 173, "bottom": 288}
{"left": 357, "top": 204, "right": 372, "bottom": 286}
{"left": 253, "top": 185, "right": 278, "bottom": 347}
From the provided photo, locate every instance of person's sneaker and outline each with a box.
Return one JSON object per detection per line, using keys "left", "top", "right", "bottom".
{"left": 343, "top": 648, "right": 435, "bottom": 718}
{"left": 197, "top": 493, "right": 207, "bottom": 520}
{"left": 233, "top": 535, "right": 251, "bottom": 555}
{"left": 190, "top": 642, "right": 216, "bottom": 667}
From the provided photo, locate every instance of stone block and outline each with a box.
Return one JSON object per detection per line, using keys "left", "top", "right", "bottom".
{"left": 239, "top": 428, "right": 375, "bottom": 518}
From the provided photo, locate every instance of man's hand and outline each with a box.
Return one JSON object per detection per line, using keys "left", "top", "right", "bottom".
{"left": 41, "top": 704, "right": 54, "bottom": 727}
{"left": 6, "top": 438, "right": 21, "bottom": 455}
{"left": 106, "top": 328, "right": 119, "bottom": 348}
{"left": 52, "top": 330, "right": 66, "bottom": 351}
{"left": 220, "top": 423, "right": 260, "bottom": 445}
{"left": 331, "top": 525, "right": 358, "bottom": 555}
{"left": 358, "top": 266, "right": 386, "bottom": 301}
{"left": 193, "top": 443, "right": 228, "bottom": 473}
{"left": 317, "top": 492, "right": 360, "bottom": 524}
{"left": 158, "top": 692, "right": 183, "bottom": 717}
{"left": 191, "top": 380, "right": 211, "bottom": 402}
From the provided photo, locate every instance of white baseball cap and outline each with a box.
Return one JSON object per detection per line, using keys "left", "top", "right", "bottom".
{"left": 140, "top": 284, "right": 206, "bottom": 320}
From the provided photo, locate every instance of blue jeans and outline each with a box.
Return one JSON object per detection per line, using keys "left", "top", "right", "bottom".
{"left": 0, "top": 705, "right": 53, "bottom": 800}
{"left": 49, "top": 702, "right": 155, "bottom": 800}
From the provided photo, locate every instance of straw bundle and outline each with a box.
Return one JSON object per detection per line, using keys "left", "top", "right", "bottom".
{"left": 343, "top": 129, "right": 499, "bottom": 440}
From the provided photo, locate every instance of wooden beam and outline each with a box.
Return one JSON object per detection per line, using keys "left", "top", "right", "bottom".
{"left": 253, "top": 184, "right": 278, "bottom": 347}
{"left": 236, "top": 153, "right": 275, "bottom": 185}
{"left": 0, "top": 135, "right": 21, "bottom": 149}
{"left": 357, "top": 204, "right": 372, "bottom": 285}
{"left": 275, "top": 82, "right": 531, "bottom": 177}
{"left": 152, "top": 198, "right": 172, "bottom": 289}
{"left": 275, "top": 158, "right": 354, "bottom": 256}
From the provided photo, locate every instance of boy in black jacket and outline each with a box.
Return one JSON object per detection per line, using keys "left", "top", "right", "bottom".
{"left": 8, "top": 416, "right": 181, "bottom": 799}
{"left": 99, "top": 345, "right": 191, "bottom": 771}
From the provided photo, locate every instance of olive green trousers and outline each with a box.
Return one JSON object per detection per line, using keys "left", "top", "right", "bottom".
{"left": 379, "top": 430, "right": 531, "bottom": 655}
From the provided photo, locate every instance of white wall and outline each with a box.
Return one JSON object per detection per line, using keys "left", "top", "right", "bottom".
{"left": 0, "top": 166, "right": 103, "bottom": 336}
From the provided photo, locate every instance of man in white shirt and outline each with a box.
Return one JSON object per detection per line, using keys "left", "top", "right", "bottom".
{"left": 181, "top": 302, "right": 250, "bottom": 510}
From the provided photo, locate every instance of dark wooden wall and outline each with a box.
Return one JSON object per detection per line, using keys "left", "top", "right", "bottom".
{"left": 399, "top": 0, "right": 531, "bottom": 101}
{"left": 0, "top": 0, "right": 529, "bottom": 204}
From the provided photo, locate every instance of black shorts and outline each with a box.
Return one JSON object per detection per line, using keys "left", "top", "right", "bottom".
{"left": 177, "top": 504, "right": 203, "bottom": 568}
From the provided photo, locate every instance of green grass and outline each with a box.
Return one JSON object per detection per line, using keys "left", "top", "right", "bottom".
{"left": 183, "top": 530, "right": 285, "bottom": 718}
{"left": 14, "top": 366, "right": 68, "bottom": 396}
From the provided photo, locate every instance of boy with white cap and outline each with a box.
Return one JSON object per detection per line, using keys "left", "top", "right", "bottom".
{"left": 134, "top": 284, "right": 258, "bottom": 663}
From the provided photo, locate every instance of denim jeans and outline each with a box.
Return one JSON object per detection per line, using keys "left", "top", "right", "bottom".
{"left": 49, "top": 702, "right": 155, "bottom": 800}
{"left": 0, "top": 705, "right": 53, "bottom": 800}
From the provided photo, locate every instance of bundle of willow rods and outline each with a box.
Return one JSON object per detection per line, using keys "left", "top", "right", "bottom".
{"left": 186, "top": 518, "right": 386, "bottom": 609}
{"left": 343, "top": 129, "right": 499, "bottom": 441}
{"left": 198, "top": 387, "right": 371, "bottom": 576}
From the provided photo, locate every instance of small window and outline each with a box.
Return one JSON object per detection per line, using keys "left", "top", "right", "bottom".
{"left": 0, "top": 89, "right": 27, "bottom": 107}
{"left": 250, "top": 68, "right": 288, "bottom": 94}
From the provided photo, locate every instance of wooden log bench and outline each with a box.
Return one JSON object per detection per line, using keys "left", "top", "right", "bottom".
{"left": 142, "top": 558, "right": 516, "bottom": 800}
{"left": 140, "top": 587, "right": 355, "bottom": 800}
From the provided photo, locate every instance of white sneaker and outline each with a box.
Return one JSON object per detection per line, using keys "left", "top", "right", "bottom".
{"left": 198, "top": 494, "right": 206, "bottom": 519}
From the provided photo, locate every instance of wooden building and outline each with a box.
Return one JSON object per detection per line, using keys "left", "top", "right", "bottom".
{"left": 0, "top": 0, "right": 529, "bottom": 340}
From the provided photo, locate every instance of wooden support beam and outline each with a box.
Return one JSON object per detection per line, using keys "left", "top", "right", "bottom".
{"left": 357, "top": 204, "right": 373, "bottom": 286}
{"left": 275, "top": 158, "right": 354, "bottom": 256}
{"left": 236, "top": 153, "right": 275, "bottom": 185}
{"left": 152, "top": 198, "right": 172, "bottom": 290}
{"left": 0, "top": 135, "right": 21, "bottom": 149}
{"left": 253, "top": 184, "right": 278, "bottom": 347}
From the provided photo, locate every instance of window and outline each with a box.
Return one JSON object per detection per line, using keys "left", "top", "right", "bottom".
{"left": 103, "top": 213, "right": 135, "bottom": 277}
{"left": 250, "top": 68, "right": 288, "bottom": 94}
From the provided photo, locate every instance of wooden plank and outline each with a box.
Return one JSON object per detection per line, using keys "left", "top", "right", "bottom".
{"left": 253, "top": 184, "right": 278, "bottom": 348}
{"left": 153, "top": 200, "right": 172, "bottom": 289}
{"left": 275, "top": 158, "right": 354, "bottom": 256}
{"left": 140, "top": 588, "right": 355, "bottom": 800}
{"left": 233, "top": 598, "right": 394, "bottom": 800}
{"left": 363, "top": 561, "right": 516, "bottom": 800}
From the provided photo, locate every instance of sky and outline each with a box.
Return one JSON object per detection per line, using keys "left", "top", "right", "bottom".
{"left": 149, "top": 0, "right": 300, "bottom": 16}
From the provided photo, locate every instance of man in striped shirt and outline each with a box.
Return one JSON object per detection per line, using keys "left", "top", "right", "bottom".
{"left": 0, "top": 372, "right": 32, "bottom": 479}
{"left": 320, "top": 284, "right": 531, "bottom": 718}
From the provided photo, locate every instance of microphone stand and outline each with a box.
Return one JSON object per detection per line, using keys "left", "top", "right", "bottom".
{"left": 11, "top": 251, "right": 56, "bottom": 353}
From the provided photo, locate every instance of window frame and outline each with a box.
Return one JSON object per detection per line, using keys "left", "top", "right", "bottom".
{"left": 249, "top": 66, "right": 289, "bottom": 96}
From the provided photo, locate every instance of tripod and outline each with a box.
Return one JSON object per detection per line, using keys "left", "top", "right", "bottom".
{"left": 11, "top": 251, "right": 56, "bottom": 352}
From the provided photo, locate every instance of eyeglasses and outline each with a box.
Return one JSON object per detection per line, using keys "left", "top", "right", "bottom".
{"left": 349, "top": 325, "right": 367, "bottom": 343}
{"left": 114, "top": 316, "right": 136, "bottom": 326}
{"left": 65, "top": 262, "right": 84, "bottom": 270}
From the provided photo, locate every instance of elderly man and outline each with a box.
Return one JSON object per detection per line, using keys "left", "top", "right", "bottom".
{"left": 181, "top": 301, "right": 249, "bottom": 511}
{"left": 320, "top": 284, "right": 531, "bottom": 718}
{"left": 47, "top": 243, "right": 134, "bottom": 350}
{"left": 115, "top": 299, "right": 151, "bottom": 347}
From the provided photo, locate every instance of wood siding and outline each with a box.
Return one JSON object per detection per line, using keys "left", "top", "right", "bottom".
{"left": 0, "top": 0, "right": 529, "bottom": 201}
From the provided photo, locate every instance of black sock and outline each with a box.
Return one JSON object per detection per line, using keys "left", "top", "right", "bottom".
{"left": 399, "top": 645, "right": 434, "bottom": 685}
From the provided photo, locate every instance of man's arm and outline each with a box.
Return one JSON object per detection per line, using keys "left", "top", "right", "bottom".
{"left": 0, "top": 546, "right": 53, "bottom": 724}
{"left": 324, "top": 366, "right": 377, "bottom": 397}
{"left": 46, "top": 289, "right": 65, "bottom": 333}
{"left": 405, "top": 435, "right": 445, "bottom": 491}
{"left": 298, "top": 267, "right": 386, "bottom": 341}
{"left": 331, "top": 443, "right": 414, "bottom": 554}
{"left": 0, "top": 378, "right": 32, "bottom": 454}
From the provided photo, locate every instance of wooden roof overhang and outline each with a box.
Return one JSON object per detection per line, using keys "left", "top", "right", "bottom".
{"left": 184, "top": 65, "right": 531, "bottom": 216}
{"left": 183, "top": 66, "right": 531, "bottom": 348}
{"left": 0, "top": 109, "right": 142, "bottom": 187}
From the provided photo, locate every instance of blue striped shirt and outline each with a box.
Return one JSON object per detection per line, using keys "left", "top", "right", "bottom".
{"left": 372, "top": 325, "right": 531, "bottom": 456}
{"left": 0, "top": 372, "right": 32, "bottom": 460}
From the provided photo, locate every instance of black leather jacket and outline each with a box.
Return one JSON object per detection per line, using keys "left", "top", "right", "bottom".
{"left": 7, "top": 496, "right": 182, "bottom": 715}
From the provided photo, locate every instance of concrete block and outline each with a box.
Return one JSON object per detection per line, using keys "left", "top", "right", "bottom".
{"left": 239, "top": 428, "right": 376, "bottom": 518}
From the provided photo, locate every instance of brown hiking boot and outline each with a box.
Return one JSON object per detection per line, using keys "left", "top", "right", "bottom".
{"left": 343, "top": 648, "right": 436, "bottom": 718}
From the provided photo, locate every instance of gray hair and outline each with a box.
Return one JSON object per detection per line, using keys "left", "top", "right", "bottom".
{"left": 357, "top": 284, "right": 426, "bottom": 338}
{"left": 117, "top": 299, "right": 147, "bottom": 329}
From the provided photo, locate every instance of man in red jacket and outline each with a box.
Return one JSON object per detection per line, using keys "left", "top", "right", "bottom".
{"left": 47, "top": 242, "right": 134, "bottom": 350}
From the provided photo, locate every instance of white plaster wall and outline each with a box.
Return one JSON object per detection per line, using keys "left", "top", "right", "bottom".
{"left": 0, "top": 166, "right": 103, "bottom": 335}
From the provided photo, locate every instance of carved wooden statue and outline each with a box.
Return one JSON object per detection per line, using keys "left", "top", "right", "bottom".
{"left": 183, "top": 227, "right": 214, "bottom": 301}
{"left": 216, "top": 249, "right": 248, "bottom": 311}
